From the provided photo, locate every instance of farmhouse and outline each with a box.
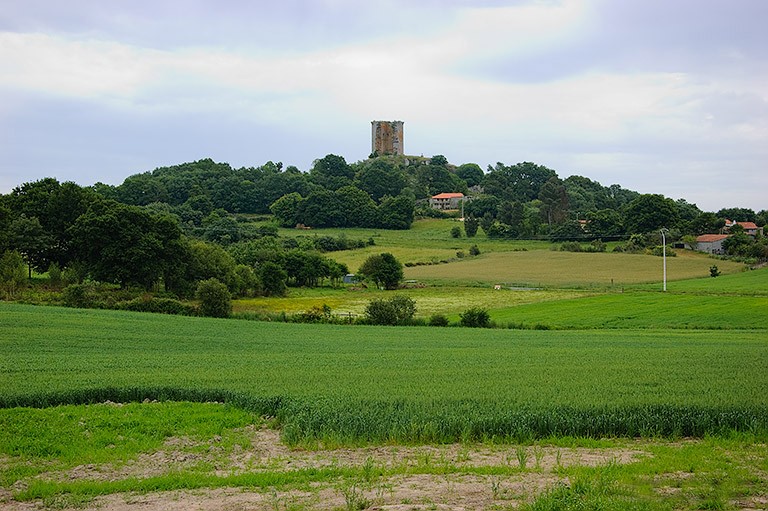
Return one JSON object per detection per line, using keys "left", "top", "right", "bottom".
{"left": 695, "top": 234, "right": 729, "bottom": 254}
{"left": 724, "top": 219, "right": 763, "bottom": 237}
{"left": 430, "top": 192, "right": 465, "bottom": 211}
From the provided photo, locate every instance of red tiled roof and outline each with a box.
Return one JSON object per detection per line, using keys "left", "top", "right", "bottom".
{"left": 431, "top": 193, "right": 465, "bottom": 199}
{"left": 696, "top": 234, "right": 729, "bottom": 242}
{"left": 737, "top": 222, "right": 758, "bottom": 229}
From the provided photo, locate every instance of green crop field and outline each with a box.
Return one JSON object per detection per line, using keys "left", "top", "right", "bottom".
{"left": 490, "top": 292, "right": 768, "bottom": 329}
{"left": 2, "top": 303, "right": 766, "bottom": 446}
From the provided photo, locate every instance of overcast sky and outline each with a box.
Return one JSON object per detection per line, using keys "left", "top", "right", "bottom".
{"left": 1, "top": 0, "right": 766, "bottom": 212}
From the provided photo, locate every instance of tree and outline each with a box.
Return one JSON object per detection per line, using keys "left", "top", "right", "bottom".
{"left": 259, "top": 261, "right": 287, "bottom": 296}
{"left": 69, "top": 199, "right": 184, "bottom": 289}
{"left": 270, "top": 192, "right": 304, "bottom": 227}
{"left": 358, "top": 253, "right": 403, "bottom": 290}
{"left": 364, "top": 295, "right": 416, "bottom": 325}
{"left": 483, "top": 162, "right": 557, "bottom": 203}
{"left": 585, "top": 209, "right": 624, "bottom": 238}
{"left": 355, "top": 159, "right": 407, "bottom": 202}
{"left": 8, "top": 215, "right": 50, "bottom": 278}
{"left": 717, "top": 207, "right": 756, "bottom": 222}
{"left": 0, "top": 250, "right": 27, "bottom": 299}
{"left": 203, "top": 215, "right": 241, "bottom": 245}
{"left": 538, "top": 177, "right": 569, "bottom": 230}
{"left": 429, "top": 154, "right": 448, "bottom": 166}
{"left": 196, "top": 278, "right": 232, "bottom": 318}
{"left": 297, "top": 190, "right": 343, "bottom": 227}
{"left": 623, "top": 194, "right": 679, "bottom": 234}
{"left": 460, "top": 307, "right": 490, "bottom": 328}
{"left": 497, "top": 201, "right": 525, "bottom": 236}
{"left": 187, "top": 239, "right": 237, "bottom": 287}
{"left": 464, "top": 216, "right": 479, "bottom": 237}
{"left": 335, "top": 186, "right": 377, "bottom": 227}
{"left": 689, "top": 212, "right": 724, "bottom": 235}
{"left": 309, "top": 154, "right": 354, "bottom": 191}
{"left": 416, "top": 165, "right": 466, "bottom": 197}
{"left": 456, "top": 163, "right": 484, "bottom": 188}
{"left": 377, "top": 193, "right": 415, "bottom": 230}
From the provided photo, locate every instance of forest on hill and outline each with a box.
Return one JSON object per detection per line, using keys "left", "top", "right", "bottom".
{"left": 0, "top": 153, "right": 765, "bottom": 307}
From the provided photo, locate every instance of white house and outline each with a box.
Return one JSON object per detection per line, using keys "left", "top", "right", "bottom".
{"left": 695, "top": 234, "right": 729, "bottom": 254}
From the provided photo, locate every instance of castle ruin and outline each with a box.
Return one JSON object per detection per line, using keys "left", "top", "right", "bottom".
{"left": 371, "top": 120, "right": 404, "bottom": 156}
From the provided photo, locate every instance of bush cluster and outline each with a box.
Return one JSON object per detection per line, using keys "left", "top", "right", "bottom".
{"left": 118, "top": 296, "right": 197, "bottom": 316}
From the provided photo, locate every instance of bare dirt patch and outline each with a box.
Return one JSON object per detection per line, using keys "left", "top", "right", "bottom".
{"left": 1, "top": 425, "right": 650, "bottom": 511}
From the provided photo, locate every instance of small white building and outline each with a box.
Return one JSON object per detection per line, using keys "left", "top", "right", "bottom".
{"left": 695, "top": 234, "right": 729, "bottom": 254}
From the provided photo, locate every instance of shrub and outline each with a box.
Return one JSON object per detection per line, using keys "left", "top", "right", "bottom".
{"left": 710, "top": 265, "right": 721, "bottom": 278}
{"left": 559, "top": 241, "right": 582, "bottom": 252}
{"left": 469, "top": 244, "right": 481, "bottom": 256}
{"left": 47, "top": 262, "right": 62, "bottom": 287}
{"left": 429, "top": 314, "right": 449, "bottom": 327}
{"left": 460, "top": 307, "right": 491, "bottom": 328}
{"left": 649, "top": 245, "right": 676, "bottom": 257}
{"left": 119, "top": 296, "right": 197, "bottom": 316}
{"left": 196, "top": 278, "right": 232, "bottom": 318}
{"left": 0, "top": 250, "right": 27, "bottom": 299}
{"left": 364, "top": 295, "right": 416, "bottom": 325}
{"left": 451, "top": 226, "right": 462, "bottom": 238}
{"left": 299, "top": 304, "right": 333, "bottom": 323}
{"left": 464, "top": 216, "right": 479, "bottom": 237}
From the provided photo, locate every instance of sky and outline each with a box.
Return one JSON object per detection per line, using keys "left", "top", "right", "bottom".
{"left": 1, "top": 0, "right": 766, "bottom": 213}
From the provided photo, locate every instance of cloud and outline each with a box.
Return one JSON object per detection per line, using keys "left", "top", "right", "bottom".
{"left": 0, "top": 1, "right": 766, "bottom": 211}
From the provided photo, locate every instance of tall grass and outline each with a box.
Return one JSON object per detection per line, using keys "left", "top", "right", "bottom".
{"left": 2, "top": 304, "right": 766, "bottom": 444}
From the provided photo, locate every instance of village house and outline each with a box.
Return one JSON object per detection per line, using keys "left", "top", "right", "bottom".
{"left": 724, "top": 219, "right": 763, "bottom": 237}
{"left": 429, "top": 192, "right": 465, "bottom": 211}
{"left": 695, "top": 234, "right": 730, "bottom": 254}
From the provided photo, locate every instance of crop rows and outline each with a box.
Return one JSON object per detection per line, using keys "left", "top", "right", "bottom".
{"left": 1, "top": 304, "right": 766, "bottom": 444}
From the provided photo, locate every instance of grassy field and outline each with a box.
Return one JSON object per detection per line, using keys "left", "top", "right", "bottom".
{"left": 2, "top": 219, "right": 766, "bottom": 509}
{"left": 402, "top": 249, "right": 745, "bottom": 287}
{"left": 2, "top": 303, "right": 766, "bottom": 445}
{"left": 490, "top": 292, "right": 768, "bottom": 329}
{"left": 234, "top": 286, "right": 591, "bottom": 317}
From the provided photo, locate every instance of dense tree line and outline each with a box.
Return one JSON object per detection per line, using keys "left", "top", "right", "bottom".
{"left": 1, "top": 152, "right": 766, "bottom": 305}
{"left": 0, "top": 178, "right": 380, "bottom": 306}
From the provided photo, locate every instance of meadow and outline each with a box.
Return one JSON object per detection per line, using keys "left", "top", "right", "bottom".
{"left": 2, "top": 219, "right": 767, "bottom": 509}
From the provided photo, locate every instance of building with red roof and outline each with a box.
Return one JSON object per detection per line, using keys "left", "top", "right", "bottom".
{"left": 429, "top": 192, "right": 465, "bottom": 211}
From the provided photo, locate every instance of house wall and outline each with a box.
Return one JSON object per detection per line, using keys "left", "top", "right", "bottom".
{"left": 697, "top": 240, "right": 725, "bottom": 254}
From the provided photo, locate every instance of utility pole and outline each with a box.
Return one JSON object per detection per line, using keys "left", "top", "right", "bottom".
{"left": 660, "top": 228, "right": 668, "bottom": 292}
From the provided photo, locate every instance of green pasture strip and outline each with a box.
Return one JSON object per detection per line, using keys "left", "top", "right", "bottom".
{"left": 633, "top": 265, "right": 768, "bottom": 295}
{"left": 15, "top": 467, "right": 350, "bottom": 502}
{"left": 276, "top": 218, "right": 551, "bottom": 252}
{"left": 234, "top": 286, "right": 589, "bottom": 317}
{"left": 1, "top": 304, "right": 766, "bottom": 443}
{"left": 490, "top": 292, "right": 768, "bottom": 330}
{"left": 0, "top": 402, "right": 258, "bottom": 485}
{"left": 403, "top": 250, "right": 746, "bottom": 287}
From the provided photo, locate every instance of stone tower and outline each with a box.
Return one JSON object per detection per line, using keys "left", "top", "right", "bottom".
{"left": 371, "top": 120, "right": 404, "bottom": 156}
